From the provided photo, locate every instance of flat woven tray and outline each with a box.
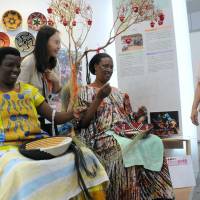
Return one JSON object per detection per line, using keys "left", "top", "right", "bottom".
{"left": 19, "top": 136, "right": 72, "bottom": 160}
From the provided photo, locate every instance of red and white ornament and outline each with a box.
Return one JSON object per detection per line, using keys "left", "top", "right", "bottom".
{"left": 47, "top": 7, "right": 53, "bottom": 14}
{"left": 87, "top": 19, "right": 92, "bottom": 26}
{"left": 119, "top": 15, "right": 125, "bottom": 22}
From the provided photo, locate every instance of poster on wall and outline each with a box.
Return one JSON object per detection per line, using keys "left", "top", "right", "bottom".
{"left": 113, "top": 0, "right": 181, "bottom": 136}
{"left": 150, "top": 111, "right": 179, "bottom": 138}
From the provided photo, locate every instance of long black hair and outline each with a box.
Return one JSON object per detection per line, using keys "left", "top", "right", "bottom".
{"left": 34, "top": 25, "right": 59, "bottom": 73}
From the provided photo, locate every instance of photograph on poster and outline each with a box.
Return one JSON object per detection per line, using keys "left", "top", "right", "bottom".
{"left": 121, "top": 33, "right": 143, "bottom": 52}
{"left": 150, "top": 111, "right": 179, "bottom": 137}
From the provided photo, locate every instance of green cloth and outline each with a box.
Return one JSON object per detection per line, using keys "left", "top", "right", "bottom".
{"left": 106, "top": 131, "right": 164, "bottom": 171}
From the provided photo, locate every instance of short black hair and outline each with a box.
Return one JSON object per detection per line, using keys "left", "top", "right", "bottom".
{"left": 34, "top": 25, "right": 59, "bottom": 73}
{"left": 89, "top": 53, "right": 112, "bottom": 75}
{"left": 0, "top": 47, "right": 20, "bottom": 65}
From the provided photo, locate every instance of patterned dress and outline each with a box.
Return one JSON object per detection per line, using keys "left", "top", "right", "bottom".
{"left": 77, "top": 85, "right": 174, "bottom": 200}
{"left": 0, "top": 82, "right": 48, "bottom": 145}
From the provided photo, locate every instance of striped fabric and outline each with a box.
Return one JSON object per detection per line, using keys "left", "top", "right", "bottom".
{"left": 0, "top": 147, "right": 108, "bottom": 200}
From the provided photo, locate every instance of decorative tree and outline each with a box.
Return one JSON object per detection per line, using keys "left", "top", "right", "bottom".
{"left": 47, "top": 0, "right": 164, "bottom": 107}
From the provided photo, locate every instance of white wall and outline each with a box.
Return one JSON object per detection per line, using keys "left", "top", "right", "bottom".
{"left": 0, "top": 0, "right": 118, "bottom": 87}
{"left": 0, "top": 0, "right": 48, "bottom": 51}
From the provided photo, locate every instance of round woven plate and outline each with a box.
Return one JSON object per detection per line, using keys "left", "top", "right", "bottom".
{"left": 19, "top": 136, "right": 72, "bottom": 160}
{"left": 0, "top": 32, "right": 10, "bottom": 47}
{"left": 27, "top": 12, "right": 47, "bottom": 31}
{"left": 2, "top": 10, "right": 22, "bottom": 30}
{"left": 15, "top": 31, "right": 35, "bottom": 53}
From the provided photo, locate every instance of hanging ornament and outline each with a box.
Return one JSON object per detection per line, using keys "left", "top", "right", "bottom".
{"left": 47, "top": 7, "right": 53, "bottom": 14}
{"left": 75, "top": 7, "right": 80, "bottom": 14}
{"left": 159, "top": 13, "right": 165, "bottom": 21}
{"left": 119, "top": 15, "right": 125, "bottom": 22}
{"left": 158, "top": 20, "right": 163, "bottom": 26}
{"left": 47, "top": 19, "right": 54, "bottom": 26}
{"left": 87, "top": 19, "right": 92, "bottom": 26}
{"left": 63, "top": 19, "right": 68, "bottom": 26}
{"left": 132, "top": 6, "right": 138, "bottom": 13}
{"left": 150, "top": 21, "right": 155, "bottom": 28}
{"left": 72, "top": 20, "right": 76, "bottom": 26}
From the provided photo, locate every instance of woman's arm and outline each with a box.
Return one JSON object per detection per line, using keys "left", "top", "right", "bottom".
{"left": 191, "top": 82, "right": 200, "bottom": 125}
{"left": 37, "top": 101, "right": 74, "bottom": 124}
{"left": 79, "top": 84, "right": 111, "bottom": 128}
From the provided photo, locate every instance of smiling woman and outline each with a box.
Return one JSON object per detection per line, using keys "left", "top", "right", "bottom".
{"left": 0, "top": 47, "right": 86, "bottom": 144}
{"left": 0, "top": 48, "right": 109, "bottom": 200}
{"left": 74, "top": 53, "right": 175, "bottom": 200}
{"left": 0, "top": 48, "right": 21, "bottom": 90}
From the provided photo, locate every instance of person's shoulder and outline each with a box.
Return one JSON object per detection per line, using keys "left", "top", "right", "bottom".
{"left": 22, "top": 53, "right": 34, "bottom": 61}
{"left": 21, "top": 53, "right": 35, "bottom": 66}
{"left": 20, "top": 82, "right": 39, "bottom": 92}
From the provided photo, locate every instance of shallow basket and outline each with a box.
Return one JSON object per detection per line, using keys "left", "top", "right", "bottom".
{"left": 19, "top": 136, "right": 72, "bottom": 160}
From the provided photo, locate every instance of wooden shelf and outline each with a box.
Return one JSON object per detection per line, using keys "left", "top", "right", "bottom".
{"left": 162, "top": 137, "right": 191, "bottom": 155}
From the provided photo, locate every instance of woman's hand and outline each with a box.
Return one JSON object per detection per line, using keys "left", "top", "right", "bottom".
{"left": 73, "top": 106, "right": 87, "bottom": 120}
{"left": 96, "top": 83, "right": 111, "bottom": 100}
{"left": 45, "top": 69, "right": 61, "bottom": 93}
{"left": 191, "top": 108, "right": 199, "bottom": 126}
{"left": 44, "top": 69, "right": 60, "bottom": 83}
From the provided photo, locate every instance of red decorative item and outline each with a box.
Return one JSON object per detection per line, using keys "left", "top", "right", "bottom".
{"left": 158, "top": 20, "right": 163, "bottom": 26}
{"left": 63, "top": 19, "right": 68, "bottom": 26}
{"left": 27, "top": 12, "right": 47, "bottom": 31}
{"left": 47, "top": 19, "right": 54, "bottom": 26}
{"left": 87, "top": 19, "right": 92, "bottom": 25}
{"left": 159, "top": 13, "right": 165, "bottom": 21}
{"left": 119, "top": 15, "right": 125, "bottom": 22}
{"left": 132, "top": 6, "right": 138, "bottom": 13}
{"left": 72, "top": 20, "right": 76, "bottom": 26}
{"left": 150, "top": 21, "right": 155, "bottom": 28}
{"left": 47, "top": 7, "right": 53, "bottom": 14}
{"left": 75, "top": 7, "right": 80, "bottom": 14}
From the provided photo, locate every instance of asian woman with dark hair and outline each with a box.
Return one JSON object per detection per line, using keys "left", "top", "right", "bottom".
{"left": 18, "top": 25, "right": 61, "bottom": 101}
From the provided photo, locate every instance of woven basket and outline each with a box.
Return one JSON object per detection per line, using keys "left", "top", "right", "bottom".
{"left": 19, "top": 136, "right": 72, "bottom": 160}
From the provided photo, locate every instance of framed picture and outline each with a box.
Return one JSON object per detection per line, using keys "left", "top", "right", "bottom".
{"left": 150, "top": 111, "right": 179, "bottom": 138}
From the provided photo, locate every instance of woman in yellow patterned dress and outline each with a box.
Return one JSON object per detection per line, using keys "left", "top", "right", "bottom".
{"left": 0, "top": 47, "right": 107, "bottom": 200}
